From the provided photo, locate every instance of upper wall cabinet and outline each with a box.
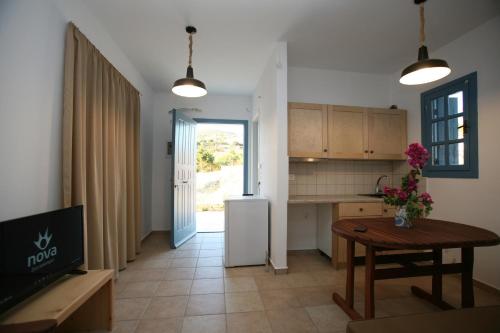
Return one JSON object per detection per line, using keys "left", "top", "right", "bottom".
{"left": 288, "top": 103, "right": 328, "bottom": 158}
{"left": 367, "top": 108, "right": 407, "bottom": 160}
{"left": 288, "top": 103, "right": 407, "bottom": 160}
{"left": 327, "top": 105, "right": 367, "bottom": 159}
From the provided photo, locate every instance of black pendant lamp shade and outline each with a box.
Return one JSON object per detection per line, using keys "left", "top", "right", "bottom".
{"left": 399, "top": 0, "right": 451, "bottom": 85}
{"left": 172, "top": 26, "right": 207, "bottom": 97}
{"left": 172, "top": 66, "right": 207, "bottom": 97}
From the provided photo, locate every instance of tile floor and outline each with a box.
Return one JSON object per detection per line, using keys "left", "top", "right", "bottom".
{"left": 109, "top": 232, "right": 500, "bottom": 333}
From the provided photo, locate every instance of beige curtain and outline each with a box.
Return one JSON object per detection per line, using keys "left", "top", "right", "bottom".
{"left": 62, "top": 22, "right": 142, "bottom": 272}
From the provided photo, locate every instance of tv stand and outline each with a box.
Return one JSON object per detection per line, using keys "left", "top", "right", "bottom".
{"left": 69, "top": 269, "right": 88, "bottom": 275}
{"left": 0, "top": 270, "right": 114, "bottom": 332}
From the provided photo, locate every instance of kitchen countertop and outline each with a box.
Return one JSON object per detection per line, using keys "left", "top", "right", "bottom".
{"left": 288, "top": 195, "right": 384, "bottom": 204}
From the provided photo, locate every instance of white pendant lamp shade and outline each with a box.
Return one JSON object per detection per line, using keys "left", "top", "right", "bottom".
{"left": 400, "top": 0, "right": 451, "bottom": 86}
{"left": 172, "top": 26, "right": 207, "bottom": 97}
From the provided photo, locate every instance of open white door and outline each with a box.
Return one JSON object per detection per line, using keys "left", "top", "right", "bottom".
{"left": 170, "top": 110, "right": 197, "bottom": 248}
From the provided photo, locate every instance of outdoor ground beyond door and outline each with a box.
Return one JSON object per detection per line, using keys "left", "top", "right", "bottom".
{"left": 195, "top": 120, "right": 248, "bottom": 232}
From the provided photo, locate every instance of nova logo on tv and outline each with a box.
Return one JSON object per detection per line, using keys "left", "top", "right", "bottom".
{"left": 27, "top": 228, "right": 57, "bottom": 268}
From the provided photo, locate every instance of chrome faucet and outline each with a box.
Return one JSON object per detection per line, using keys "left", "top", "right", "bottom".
{"left": 375, "top": 175, "right": 388, "bottom": 194}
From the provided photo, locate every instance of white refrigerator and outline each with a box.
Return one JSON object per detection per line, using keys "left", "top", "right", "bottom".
{"left": 224, "top": 196, "right": 269, "bottom": 267}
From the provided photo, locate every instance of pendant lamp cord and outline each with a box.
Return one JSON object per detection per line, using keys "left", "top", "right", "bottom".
{"left": 419, "top": 2, "right": 426, "bottom": 46}
{"left": 188, "top": 33, "right": 193, "bottom": 67}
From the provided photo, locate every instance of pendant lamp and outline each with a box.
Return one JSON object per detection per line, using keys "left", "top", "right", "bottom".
{"left": 172, "top": 26, "right": 207, "bottom": 97}
{"left": 400, "top": 0, "right": 451, "bottom": 85}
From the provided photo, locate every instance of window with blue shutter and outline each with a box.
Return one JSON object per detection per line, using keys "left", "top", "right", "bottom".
{"left": 421, "top": 72, "right": 478, "bottom": 178}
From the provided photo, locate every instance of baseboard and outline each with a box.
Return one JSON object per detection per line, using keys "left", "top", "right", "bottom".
{"left": 473, "top": 279, "right": 500, "bottom": 297}
{"left": 269, "top": 258, "right": 288, "bottom": 275}
{"left": 141, "top": 230, "right": 170, "bottom": 242}
{"left": 141, "top": 230, "right": 153, "bottom": 241}
{"left": 287, "top": 249, "right": 320, "bottom": 255}
{"left": 447, "top": 275, "right": 500, "bottom": 297}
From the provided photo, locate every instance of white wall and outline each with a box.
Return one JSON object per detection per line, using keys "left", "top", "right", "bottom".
{"left": 151, "top": 93, "right": 253, "bottom": 231}
{"left": 288, "top": 66, "right": 392, "bottom": 107}
{"left": 390, "top": 16, "right": 500, "bottom": 289}
{"left": 288, "top": 204, "right": 318, "bottom": 250}
{"left": 253, "top": 42, "right": 288, "bottom": 269}
{"left": 0, "top": 0, "right": 155, "bottom": 237}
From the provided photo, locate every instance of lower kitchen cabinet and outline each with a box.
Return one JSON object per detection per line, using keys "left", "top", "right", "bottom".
{"left": 317, "top": 202, "right": 398, "bottom": 269}
{"left": 308, "top": 201, "right": 415, "bottom": 269}
{"left": 317, "top": 202, "right": 388, "bottom": 267}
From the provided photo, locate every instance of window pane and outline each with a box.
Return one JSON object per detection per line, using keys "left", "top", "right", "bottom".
{"left": 448, "top": 91, "right": 463, "bottom": 116}
{"left": 449, "top": 142, "right": 465, "bottom": 165}
{"left": 431, "top": 97, "right": 445, "bottom": 119}
{"left": 432, "top": 145, "right": 446, "bottom": 166}
{"left": 448, "top": 116, "right": 464, "bottom": 140}
{"left": 432, "top": 121, "right": 445, "bottom": 142}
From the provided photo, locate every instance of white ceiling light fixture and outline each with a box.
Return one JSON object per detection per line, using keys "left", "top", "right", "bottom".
{"left": 400, "top": 0, "right": 451, "bottom": 85}
{"left": 172, "top": 26, "right": 207, "bottom": 97}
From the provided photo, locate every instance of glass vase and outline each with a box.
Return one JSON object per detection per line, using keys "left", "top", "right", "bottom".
{"left": 394, "top": 206, "right": 413, "bottom": 228}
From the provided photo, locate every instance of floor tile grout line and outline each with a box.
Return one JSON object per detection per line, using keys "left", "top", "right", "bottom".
{"left": 118, "top": 233, "right": 500, "bottom": 332}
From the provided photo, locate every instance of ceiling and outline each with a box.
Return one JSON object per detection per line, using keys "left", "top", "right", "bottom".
{"left": 84, "top": 0, "right": 500, "bottom": 95}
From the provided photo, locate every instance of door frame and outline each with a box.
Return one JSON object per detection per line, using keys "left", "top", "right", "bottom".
{"left": 193, "top": 118, "right": 249, "bottom": 193}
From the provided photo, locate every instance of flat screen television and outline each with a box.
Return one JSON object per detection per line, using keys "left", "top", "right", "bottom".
{"left": 0, "top": 205, "right": 84, "bottom": 314}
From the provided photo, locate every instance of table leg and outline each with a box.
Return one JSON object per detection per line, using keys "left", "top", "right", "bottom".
{"left": 332, "top": 238, "right": 362, "bottom": 320}
{"left": 410, "top": 248, "right": 454, "bottom": 310}
{"left": 364, "top": 245, "right": 375, "bottom": 319}
{"left": 432, "top": 249, "right": 443, "bottom": 302}
{"left": 345, "top": 239, "right": 355, "bottom": 307}
{"left": 461, "top": 247, "right": 474, "bottom": 308}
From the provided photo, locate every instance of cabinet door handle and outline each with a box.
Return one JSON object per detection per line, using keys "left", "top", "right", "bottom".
{"left": 359, "top": 208, "right": 364, "bottom": 212}
{"left": 370, "top": 150, "right": 374, "bottom": 154}
{"left": 364, "top": 150, "right": 368, "bottom": 153}
{"left": 384, "top": 209, "right": 388, "bottom": 213}
{"left": 323, "top": 149, "right": 328, "bottom": 152}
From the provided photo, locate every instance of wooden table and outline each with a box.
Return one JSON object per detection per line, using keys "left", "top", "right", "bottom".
{"left": 331, "top": 218, "right": 500, "bottom": 320}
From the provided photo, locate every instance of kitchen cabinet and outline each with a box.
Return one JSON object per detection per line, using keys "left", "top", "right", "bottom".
{"left": 288, "top": 102, "right": 407, "bottom": 160}
{"left": 318, "top": 202, "right": 388, "bottom": 264}
{"left": 327, "top": 202, "right": 417, "bottom": 268}
{"left": 288, "top": 103, "right": 328, "bottom": 158}
{"left": 367, "top": 108, "right": 407, "bottom": 160}
{"left": 327, "top": 105, "right": 367, "bottom": 159}
{"left": 315, "top": 201, "right": 415, "bottom": 268}
{"left": 327, "top": 202, "right": 399, "bottom": 268}
{"left": 331, "top": 202, "right": 383, "bottom": 268}
{"left": 382, "top": 203, "right": 396, "bottom": 217}
{"left": 337, "top": 202, "right": 382, "bottom": 217}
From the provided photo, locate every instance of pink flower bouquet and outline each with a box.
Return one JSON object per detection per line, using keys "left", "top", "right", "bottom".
{"left": 383, "top": 143, "right": 433, "bottom": 225}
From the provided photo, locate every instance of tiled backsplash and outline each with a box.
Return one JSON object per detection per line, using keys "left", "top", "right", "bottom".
{"left": 289, "top": 160, "right": 417, "bottom": 196}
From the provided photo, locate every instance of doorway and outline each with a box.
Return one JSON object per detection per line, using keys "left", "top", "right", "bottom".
{"left": 194, "top": 119, "right": 248, "bottom": 232}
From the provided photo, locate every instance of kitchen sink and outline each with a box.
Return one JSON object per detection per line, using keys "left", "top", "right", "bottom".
{"left": 358, "top": 193, "right": 385, "bottom": 198}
